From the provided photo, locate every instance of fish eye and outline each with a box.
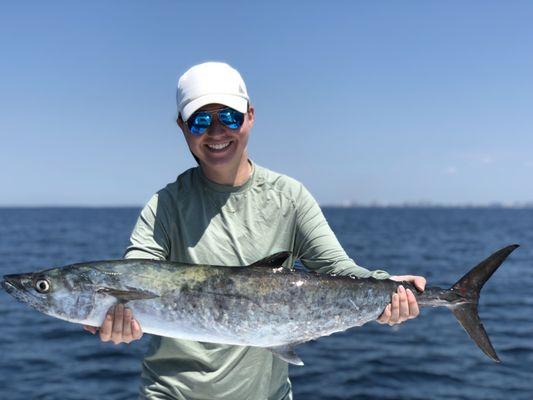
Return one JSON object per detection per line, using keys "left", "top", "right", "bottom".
{"left": 35, "top": 279, "right": 50, "bottom": 294}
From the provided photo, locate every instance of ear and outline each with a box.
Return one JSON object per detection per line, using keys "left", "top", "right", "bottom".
{"left": 177, "top": 114, "right": 186, "bottom": 133}
{"left": 247, "top": 104, "right": 255, "bottom": 126}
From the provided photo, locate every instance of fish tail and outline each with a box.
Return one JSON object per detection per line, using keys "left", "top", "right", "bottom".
{"left": 447, "top": 244, "right": 519, "bottom": 362}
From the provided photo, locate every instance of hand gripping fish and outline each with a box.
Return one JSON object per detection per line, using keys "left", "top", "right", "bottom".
{"left": 2, "top": 245, "right": 518, "bottom": 365}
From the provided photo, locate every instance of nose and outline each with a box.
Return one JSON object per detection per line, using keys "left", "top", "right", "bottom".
{"left": 206, "top": 119, "right": 227, "bottom": 137}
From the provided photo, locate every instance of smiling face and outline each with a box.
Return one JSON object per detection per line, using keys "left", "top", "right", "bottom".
{"left": 178, "top": 103, "right": 255, "bottom": 181}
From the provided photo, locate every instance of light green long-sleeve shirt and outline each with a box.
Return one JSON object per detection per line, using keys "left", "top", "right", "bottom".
{"left": 124, "top": 162, "right": 389, "bottom": 400}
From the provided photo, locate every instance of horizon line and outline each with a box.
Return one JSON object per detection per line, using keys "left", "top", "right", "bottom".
{"left": 1, "top": 203, "right": 533, "bottom": 209}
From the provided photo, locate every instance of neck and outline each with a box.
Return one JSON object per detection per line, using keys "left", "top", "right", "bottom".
{"left": 200, "top": 152, "right": 252, "bottom": 186}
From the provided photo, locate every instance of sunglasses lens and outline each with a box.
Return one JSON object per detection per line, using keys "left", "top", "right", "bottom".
{"left": 219, "top": 109, "right": 244, "bottom": 129}
{"left": 188, "top": 112, "right": 212, "bottom": 135}
{"left": 187, "top": 108, "right": 245, "bottom": 135}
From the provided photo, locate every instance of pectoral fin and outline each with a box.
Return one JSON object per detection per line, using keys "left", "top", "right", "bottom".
{"left": 267, "top": 344, "right": 304, "bottom": 366}
{"left": 97, "top": 286, "right": 158, "bottom": 303}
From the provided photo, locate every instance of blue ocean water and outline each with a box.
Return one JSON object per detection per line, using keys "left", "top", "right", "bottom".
{"left": 0, "top": 207, "right": 531, "bottom": 399}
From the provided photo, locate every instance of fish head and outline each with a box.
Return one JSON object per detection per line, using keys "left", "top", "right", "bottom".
{"left": 2, "top": 265, "right": 96, "bottom": 323}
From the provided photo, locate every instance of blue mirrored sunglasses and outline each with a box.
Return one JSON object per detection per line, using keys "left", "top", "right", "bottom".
{"left": 186, "top": 107, "right": 245, "bottom": 135}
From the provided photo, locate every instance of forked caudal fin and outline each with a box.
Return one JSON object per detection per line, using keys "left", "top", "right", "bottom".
{"left": 449, "top": 244, "right": 519, "bottom": 362}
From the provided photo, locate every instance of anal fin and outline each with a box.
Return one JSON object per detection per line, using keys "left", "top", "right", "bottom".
{"left": 267, "top": 344, "right": 304, "bottom": 366}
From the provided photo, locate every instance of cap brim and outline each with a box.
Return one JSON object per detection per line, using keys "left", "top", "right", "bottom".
{"left": 181, "top": 95, "right": 248, "bottom": 121}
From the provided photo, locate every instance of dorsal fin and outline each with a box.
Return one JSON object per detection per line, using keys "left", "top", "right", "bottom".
{"left": 249, "top": 252, "right": 291, "bottom": 268}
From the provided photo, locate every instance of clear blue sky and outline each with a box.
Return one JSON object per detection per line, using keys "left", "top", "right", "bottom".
{"left": 1, "top": 1, "right": 532, "bottom": 206}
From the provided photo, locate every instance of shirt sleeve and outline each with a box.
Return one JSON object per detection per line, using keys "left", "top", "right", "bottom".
{"left": 294, "top": 184, "right": 390, "bottom": 279}
{"left": 123, "top": 191, "right": 172, "bottom": 261}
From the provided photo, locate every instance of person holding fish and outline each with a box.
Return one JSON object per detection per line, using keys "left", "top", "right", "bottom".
{"left": 83, "top": 62, "right": 427, "bottom": 399}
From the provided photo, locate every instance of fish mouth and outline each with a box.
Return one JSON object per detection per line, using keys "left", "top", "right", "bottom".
{"left": 1, "top": 277, "right": 27, "bottom": 304}
{"left": 1, "top": 279, "right": 16, "bottom": 294}
{"left": 2, "top": 274, "right": 26, "bottom": 292}
{"left": 2, "top": 274, "right": 38, "bottom": 303}
{"left": 2, "top": 274, "right": 48, "bottom": 313}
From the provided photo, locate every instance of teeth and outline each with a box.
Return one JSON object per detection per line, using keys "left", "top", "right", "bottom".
{"left": 207, "top": 142, "right": 230, "bottom": 150}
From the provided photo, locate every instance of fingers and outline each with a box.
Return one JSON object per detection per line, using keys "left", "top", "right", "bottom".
{"left": 378, "top": 274, "right": 426, "bottom": 326}
{"left": 378, "top": 285, "right": 421, "bottom": 326}
{"left": 413, "top": 276, "right": 427, "bottom": 292}
{"left": 121, "top": 307, "right": 133, "bottom": 342}
{"left": 83, "top": 325, "right": 97, "bottom": 334}
{"left": 406, "top": 288, "right": 420, "bottom": 319}
{"left": 97, "top": 305, "right": 142, "bottom": 344}
{"left": 390, "top": 292, "right": 400, "bottom": 325}
{"left": 377, "top": 304, "right": 391, "bottom": 324}
{"left": 99, "top": 307, "right": 115, "bottom": 342}
{"left": 398, "top": 286, "right": 410, "bottom": 321}
{"left": 132, "top": 319, "right": 143, "bottom": 340}
{"left": 111, "top": 304, "right": 125, "bottom": 344}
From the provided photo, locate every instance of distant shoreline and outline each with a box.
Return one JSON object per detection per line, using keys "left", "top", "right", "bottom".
{"left": 322, "top": 203, "right": 533, "bottom": 209}
{"left": 1, "top": 204, "right": 533, "bottom": 210}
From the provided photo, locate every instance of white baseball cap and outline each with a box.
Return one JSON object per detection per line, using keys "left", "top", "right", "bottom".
{"left": 177, "top": 62, "right": 249, "bottom": 122}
